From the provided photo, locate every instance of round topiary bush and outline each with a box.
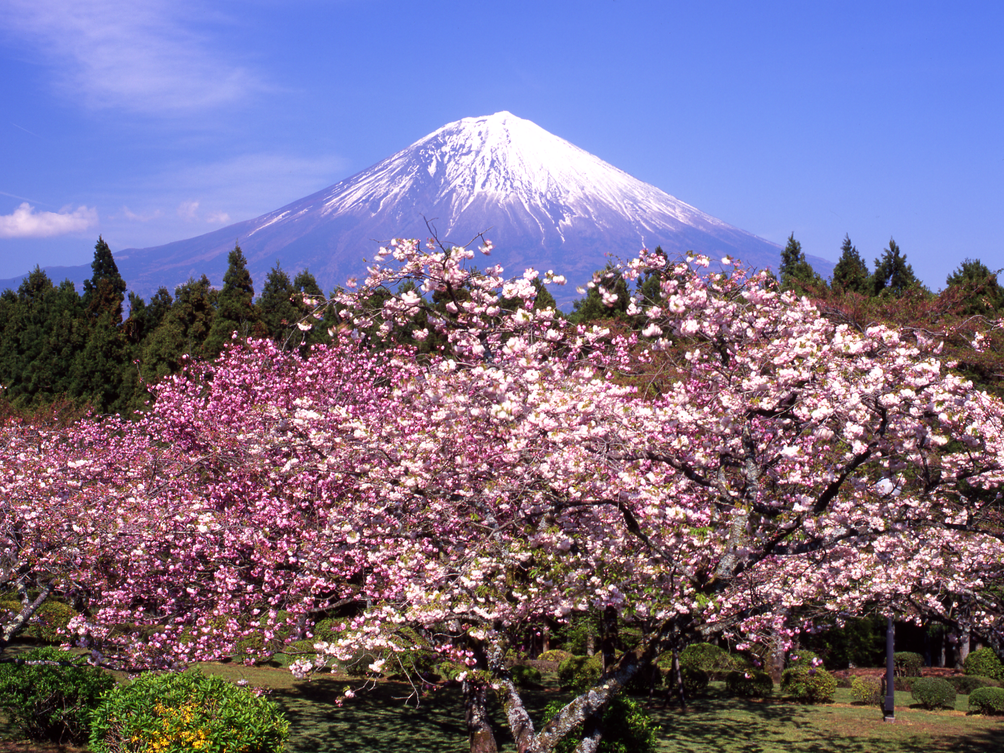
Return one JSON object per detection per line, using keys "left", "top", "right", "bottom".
{"left": 511, "top": 664, "right": 543, "bottom": 688}
{"left": 679, "top": 666, "right": 710, "bottom": 698}
{"left": 89, "top": 668, "right": 289, "bottom": 753}
{"left": 0, "top": 646, "right": 115, "bottom": 745}
{"left": 911, "top": 676, "right": 957, "bottom": 710}
{"left": 968, "top": 686, "right": 1004, "bottom": 716}
{"left": 724, "top": 669, "right": 774, "bottom": 698}
{"left": 963, "top": 648, "right": 1004, "bottom": 681}
{"left": 538, "top": 649, "right": 575, "bottom": 663}
{"left": 781, "top": 666, "right": 837, "bottom": 704}
{"left": 678, "top": 643, "right": 737, "bottom": 680}
{"left": 894, "top": 651, "right": 924, "bottom": 677}
{"left": 850, "top": 675, "right": 883, "bottom": 705}
{"left": 557, "top": 655, "right": 603, "bottom": 693}
{"left": 542, "top": 696, "right": 660, "bottom": 753}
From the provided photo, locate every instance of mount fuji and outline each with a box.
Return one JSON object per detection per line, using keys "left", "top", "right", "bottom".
{"left": 4, "top": 112, "right": 832, "bottom": 306}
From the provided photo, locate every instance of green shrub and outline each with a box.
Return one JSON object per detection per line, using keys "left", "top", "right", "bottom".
{"left": 894, "top": 651, "right": 924, "bottom": 677}
{"left": 538, "top": 649, "right": 575, "bottom": 663}
{"left": 679, "top": 667, "right": 710, "bottom": 698}
{"left": 724, "top": 669, "right": 773, "bottom": 698}
{"left": 558, "top": 655, "right": 603, "bottom": 693}
{"left": 787, "top": 650, "right": 822, "bottom": 668}
{"left": 968, "top": 686, "right": 1004, "bottom": 715}
{"left": 893, "top": 676, "right": 921, "bottom": 692}
{"left": 542, "top": 696, "right": 660, "bottom": 753}
{"left": 964, "top": 648, "right": 1004, "bottom": 681}
{"left": 781, "top": 666, "right": 837, "bottom": 703}
{"left": 0, "top": 646, "right": 115, "bottom": 745}
{"left": 89, "top": 668, "right": 289, "bottom": 753}
{"left": 511, "top": 664, "right": 543, "bottom": 688}
{"left": 850, "top": 675, "right": 883, "bottom": 705}
{"left": 911, "top": 677, "right": 957, "bottom": 710}
{"left": 678, "top": 643, "right": 738, "bottom": 680}
{"left": 949, "top": 675, "right": 1001, "bottom": 694}
{"left": 437, "top": 661, "right": 467, "bottom": 682}
{"left": 0, "top": 599, "right": 78, "bottom": 643}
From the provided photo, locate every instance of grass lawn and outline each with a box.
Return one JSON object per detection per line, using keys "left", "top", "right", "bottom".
{"left": 3, "top": 650, "right": 1003, "bottom": 752}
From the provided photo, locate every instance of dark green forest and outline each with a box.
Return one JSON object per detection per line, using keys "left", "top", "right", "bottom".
{"left": 1, "top": 235, "right": 1002, "bottom": 416}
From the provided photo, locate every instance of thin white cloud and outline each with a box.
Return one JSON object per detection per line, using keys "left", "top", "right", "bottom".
{"left": 0, "top": 202, "right": 98, "bottom": 238}
{"left": 206, "top": 211, "right": 231, "bottom": 225}
{"left": 177, "top": 200, "right": 200, "bottom": 221}
{"left": 121, "top": 206, "right": 162, "bottom": 222}
{"left": 1, "top": 0, "right": 260, "bottom": 115}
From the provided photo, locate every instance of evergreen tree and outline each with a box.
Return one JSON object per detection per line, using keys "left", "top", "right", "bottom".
{"left": 779, "top": 233, "right": 822, "bottom": 294}
{"left": 82, "top": 236, "right": 127, "bottom": 324}
{"left": 140, "top": 276, "right": 216, "bottom": 383}
{"left": 945, "top": 258, "right": 1004, "bottom": 315}
{"left": 257, "top": 263, "right": 301, "bottom": 346}
{"left": 830, "top": 235, "right": 871, "bottom": 295}
{"left": 204, "top": 244, "right": 263, "bottom": 357}
{"left": 571, "top": 266, "right": 631, "bottom": 324}
{"left": 873, "top": 238, "right": 922, "bottom": 296}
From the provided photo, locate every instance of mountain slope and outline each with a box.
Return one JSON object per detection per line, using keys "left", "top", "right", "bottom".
{"left": 3, "top": 112, "right": 833, "bottom": 306}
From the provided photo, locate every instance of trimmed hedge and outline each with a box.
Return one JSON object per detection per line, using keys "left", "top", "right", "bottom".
{"left": 963, "top": 648, "right": 1004, "bottom": 682}
{"left": 510, "top": 664, "right": 543, "bottom": 688}
{"left": 724, "top": 669, "right": 773, "bottom": 698}
{"left": 850, "top": 675, "right": 883, "bottom": 705}
{"left": 678, "top": 643, "right": 739, "bottom": 680}
{"left": 947, "top": 675, "right": 1001, "bottom": 694}
{"left": 968, "top": 686, "right": 1004, "bottom": 716}
{"left": 911, "top": 677, "right": 957, "bottom": 710}
{"left": 894, "top": 652, "right": 924, "bottom": 677}
{"left": 781, "top": 666, "right": 837, "bottom": 704}
{"left": 557, "top": 655, "right": 603, "bottom": 694}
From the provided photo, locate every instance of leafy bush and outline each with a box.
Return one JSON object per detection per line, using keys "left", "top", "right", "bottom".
{"left": 724, "top": 669, "right": 774, "bottom": 698}
{"left": 964, "top": 648, "right": 1004, "bottom": 681}
{"left": 787, "top": 650, "right": 822, "bottom": 668}
{"left": 850, "top": 675, "right": 883, "bottom": 705}
{"left": 542, "top": 696, "right": 660, "bottom": 753}
{"left": 558, "top": 655, "right": 603, "bottom": 693}
{"left": 911, "top": 677, "right": 957, "bottom": 710}
{"left": 894, "top": 651, "right": 924, "bottom": 677}
{"left": 0, "top": 598, "right": 78, "bottom": 643}
{"left": 948, "top": 675, "right": 1001, "bottom": 694}
{"left": 968, "top": 686, "right": 1004, "bottom": 715}
{"left": 679, "top": 667, "right": 710, "bottom": 698}
{"left": 510, "top": 664, "right": 543, "bottom": 688}
{"left": 893, "top": 676, "right": 922, "bottom": 692}
{"left": 0, "top": 646, "right": 115, "bottom": 745}
{"left": 678, "top": 643, "right": 738, "bottom": 680}
{"left": 89, "top": 668, "right": 289, "bottom": 753}
{"left": 538, "top": 649, "right": 574, "bottom": 663}
{"left": 781, "top": 666, "right": 837, "bottom": 703}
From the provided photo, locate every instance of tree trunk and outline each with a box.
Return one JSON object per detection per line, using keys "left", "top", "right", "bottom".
{"left": 958, "top": 626, "right": 971, "bottom": 667}
{"left": 601, "top": 606, "right": 618, "bottom": 672}
{"left": 0, "top": 581, "right": 54, "bottom": 654}
{"left": 573, "top": 713, "right": 603, "bottom": 753}
{"left": 464, "top": 680, "right": 498, "bottom": 753}
{"left": 671, "top": 648, "right": 687, "bottom": 709}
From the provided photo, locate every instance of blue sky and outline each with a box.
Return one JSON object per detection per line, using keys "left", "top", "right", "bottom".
{"left": 1, "top": 0, "right": 1001, "bottom": 290}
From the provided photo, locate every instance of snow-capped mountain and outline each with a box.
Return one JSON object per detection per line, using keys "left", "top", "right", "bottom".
{"left": 4, "top": 112, "right": 833, "bottom": 306}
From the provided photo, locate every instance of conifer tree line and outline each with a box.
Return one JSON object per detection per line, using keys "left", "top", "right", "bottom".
{"left": 1, "top": 235, "right": 1002, "bottom": 414}
{"left": 0, "top": 238, "right": 328, "bottom": 414}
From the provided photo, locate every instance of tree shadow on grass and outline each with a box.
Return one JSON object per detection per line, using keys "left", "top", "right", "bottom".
{"left": 648, "top": 692, "right": 1004, "bottom": 753}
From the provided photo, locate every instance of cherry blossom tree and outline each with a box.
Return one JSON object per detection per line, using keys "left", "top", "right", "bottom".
{"left": 7, "top": 239, "right": 1004, "bottom": 753}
